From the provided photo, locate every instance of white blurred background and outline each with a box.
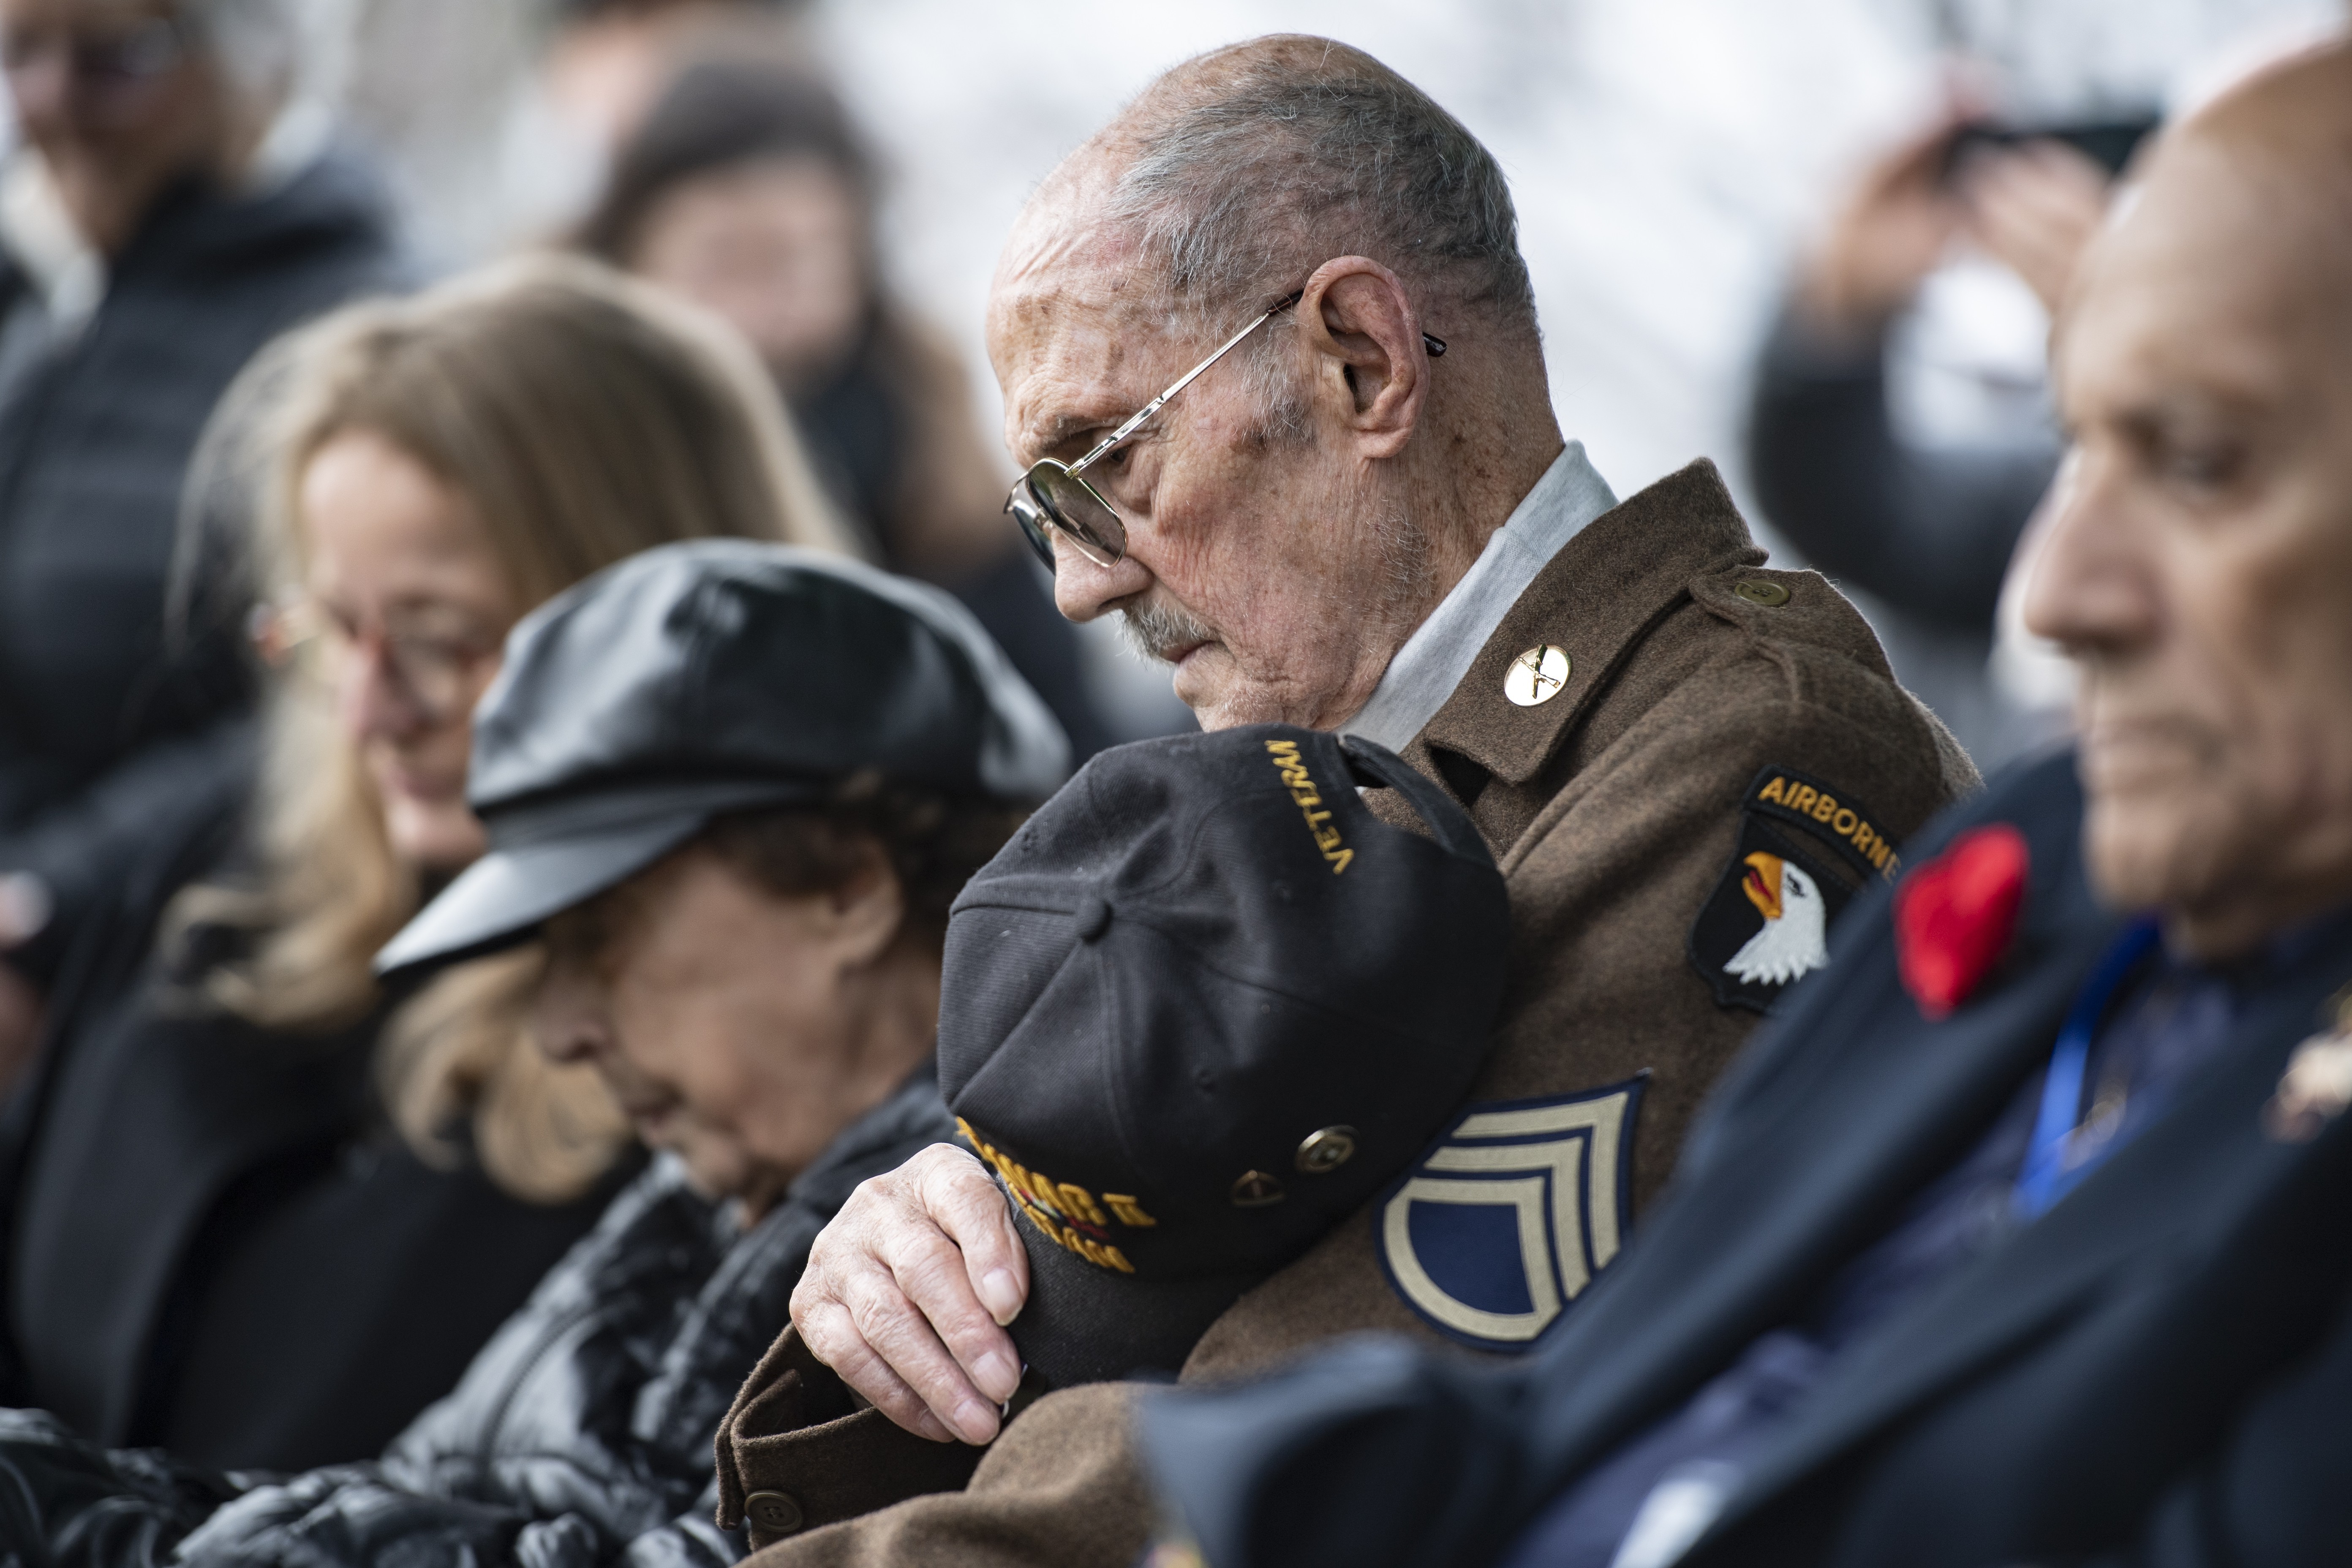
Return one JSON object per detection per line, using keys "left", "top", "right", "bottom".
{"left": 332, "top": 0, "right": 2342, "bottom": 741}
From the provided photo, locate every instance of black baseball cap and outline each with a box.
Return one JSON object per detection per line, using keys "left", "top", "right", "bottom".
{"left": 938, "top": 725, "right": 1511, "bottom": 1388}
{"left": 376, "top": 540, "right": 1069, "bottom": 977}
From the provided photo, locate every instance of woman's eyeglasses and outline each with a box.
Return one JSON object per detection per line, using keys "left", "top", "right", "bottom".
{"left": 1004, "top": 289, "right": 1444, "bottom": 572}
{"left": 254, "top": 599, "right": 503, "bottom": 727}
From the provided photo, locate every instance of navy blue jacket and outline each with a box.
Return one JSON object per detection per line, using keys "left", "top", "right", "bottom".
{"left": 1144, "top": 751, "right": 2352, "bottom": 1568}
{"left": 0, "top": 150, "right": 403, "bottom": 983}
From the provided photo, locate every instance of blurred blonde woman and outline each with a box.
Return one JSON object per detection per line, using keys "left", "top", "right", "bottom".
{"left": 0, "top": 255, "right": 846, "bottom": 1472}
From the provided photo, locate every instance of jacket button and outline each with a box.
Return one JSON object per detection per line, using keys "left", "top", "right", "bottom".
{"left": 1732, "top": 579, "right": 1790, "bottom": 607}
{"left": 745, "top": 1490, "right": 804, "bottom": 1537}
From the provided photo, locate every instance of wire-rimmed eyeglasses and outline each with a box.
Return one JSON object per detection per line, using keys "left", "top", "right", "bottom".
{"left": 1004, "top": 289, "right": 1446, "bottom": 571}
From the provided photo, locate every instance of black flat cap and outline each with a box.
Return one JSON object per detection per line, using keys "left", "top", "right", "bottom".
{"left": 938, "top": 725, "right": 1511, "bottom": 1388}
{"left": 377, "top": 540, "right": 1068, "bottom": 977}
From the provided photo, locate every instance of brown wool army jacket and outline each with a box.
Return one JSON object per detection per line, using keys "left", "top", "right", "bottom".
{"left": 712, "top": 459, "right": 1981, "bottom": 1565}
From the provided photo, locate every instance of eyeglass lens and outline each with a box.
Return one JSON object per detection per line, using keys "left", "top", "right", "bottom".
{"left": 1011, "top": 464, "right": 1127, "bottom": 571}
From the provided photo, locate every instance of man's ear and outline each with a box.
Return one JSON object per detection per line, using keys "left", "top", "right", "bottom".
{"left": 1296, "top": 256, "right": 1430, "bottom": 459}
{"left": 823, "top": 841, "right": 908, "bottom": 967}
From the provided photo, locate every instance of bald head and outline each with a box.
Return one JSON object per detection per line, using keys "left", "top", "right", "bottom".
{"left": 2026, "top": 39, "right": 2352, "bottom": 959}
{"left": 2064, "top": 44, "right": 2352, "bottom": 362}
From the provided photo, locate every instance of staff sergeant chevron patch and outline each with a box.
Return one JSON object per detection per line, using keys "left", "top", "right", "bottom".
{"left": 1375, "top": 1078, "right": 1645, "bottom": 1351}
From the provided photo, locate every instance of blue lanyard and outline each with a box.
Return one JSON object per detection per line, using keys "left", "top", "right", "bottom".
{"left": 2012, "top": 918, "right": 2162, "bottom": 1220}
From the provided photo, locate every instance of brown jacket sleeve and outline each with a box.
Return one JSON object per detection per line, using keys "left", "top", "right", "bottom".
{"left": 732, "top": 1381, "right": 1151, "bottom": 1565}
{"left": 715, "top": 1326, "right": 987, "bottom": 1548}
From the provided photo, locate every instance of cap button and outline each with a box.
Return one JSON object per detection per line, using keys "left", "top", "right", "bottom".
{"left": 744, "top": 1489, "right": 804, "bottom": 1538}
{"left": 1073, "top": 893, "right": 1111, "bottom": 942}
{"left": 1294, "top": 1126, "right": 1359, "bottom": 1174}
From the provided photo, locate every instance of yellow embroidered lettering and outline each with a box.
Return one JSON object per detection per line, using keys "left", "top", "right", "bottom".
{"left": 1102, "top": 1244, "right": 1136, "bottom": 1274}
{"left": 1788, "top": 785, "right": 1818, "bottom": 814}
{"left": 1056, "top": 1182, "right": 1108, "bottom": 1228}
{"left": 1759, "top": 776, "right": 1788, "bottom": 804}
{"left": 1832, "top": 807, "right": 1857, "bottom": 836}
{"left": 1103, "top": 1193, "right": 1158, "bottom": 1228}
{"left": 1267, "top": 743, "right": 1353, "bottom": 873}
{"left": 1812, "top": 792, "right": 1839, "bottom": 823}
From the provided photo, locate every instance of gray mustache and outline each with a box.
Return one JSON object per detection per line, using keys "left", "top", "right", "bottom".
{"left": 1118, "top": 598, "right": 1217, "bottom": 663}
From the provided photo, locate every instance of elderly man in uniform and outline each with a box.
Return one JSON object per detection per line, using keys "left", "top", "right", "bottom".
{"left": 1141, "top": 40, "right": 2352, "bottom": 1568}
{"left": 707, "top": 35, "right": 1975, "bottom": 1565}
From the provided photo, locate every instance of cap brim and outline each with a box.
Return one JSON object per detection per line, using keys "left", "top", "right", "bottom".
{"left": 1006, "top": 1194, "right": 1267, "bottom": 1391}
{"left": 374, "top": 811, "right": 708, "bottom": 979}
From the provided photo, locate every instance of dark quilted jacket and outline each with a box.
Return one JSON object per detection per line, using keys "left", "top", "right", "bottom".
{"left": 0, "top": 1066, "right": 954, "bottom": 1566}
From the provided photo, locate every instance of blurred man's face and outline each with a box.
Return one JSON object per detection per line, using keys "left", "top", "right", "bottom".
{"left": 0, "top": 0, "right": 232, "bottom": 253}
{"left": 985, "top": 195, "right": 1431, "bottom": 733}
{"left": 2028, "top": 134, "right": 2352, "bottom": 958}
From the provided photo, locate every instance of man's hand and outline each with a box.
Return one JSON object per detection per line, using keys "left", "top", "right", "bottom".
{"left": 789, "top": 1143, "right": 1031, "bottom": 1445}
{"left": 1795, "top": 114, "right": 1971, "bottom": 344}
{"left": 1960, "top": 139, "right": 2111, "bottom": 316}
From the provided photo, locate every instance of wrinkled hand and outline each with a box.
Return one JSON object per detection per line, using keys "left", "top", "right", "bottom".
{"left": 1959, "top": 139, "right": 2112, "bottom": 315}
{"left": 790, "top": 1143, "right": 1030, "bottom": 1444}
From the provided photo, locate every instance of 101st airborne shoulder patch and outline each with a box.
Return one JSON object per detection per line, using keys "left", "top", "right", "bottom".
{"left": 1689, "top": 765, "right": 1900, "bottom": 1013}
{"left": 1374, "top": 1077, "right": 1644, "bottom": 1352}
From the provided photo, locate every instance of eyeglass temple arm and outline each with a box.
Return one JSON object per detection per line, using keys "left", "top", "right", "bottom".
{"left": 1063, "top": 290, "right": 1447, "bottom": 478}
{"left": 1066, "top": 291, "right": 1307, "bottom": 475}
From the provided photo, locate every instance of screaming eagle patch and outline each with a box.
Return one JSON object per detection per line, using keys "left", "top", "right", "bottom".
{"left": 1689, "top": 766, "right": 1899, "bottom": 1012}
{"left": 1375, "top": 1078, "right": 1644, "bottom": 1352}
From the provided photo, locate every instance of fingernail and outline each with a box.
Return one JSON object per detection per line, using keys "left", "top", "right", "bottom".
{"left": 915, "top": 1410, "right": 955, "bottom": 1443}
{"left": 974, "top": 1350, "right": 1020, "bottom": 1403}
{"left": 978, "top": 1268, "right": 1022, "bottom": 1324}
{"left": 953, "top": 1398, "right": 1000, "bottom": 1445}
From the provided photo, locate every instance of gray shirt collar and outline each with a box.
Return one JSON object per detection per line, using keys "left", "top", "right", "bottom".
{"left": 1337, "top": 442, "right": 1616, "bottom": 754}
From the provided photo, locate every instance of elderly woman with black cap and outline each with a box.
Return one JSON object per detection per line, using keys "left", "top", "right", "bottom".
{"left": 0, "top": 539, "right": 1067, "bottom": 1565}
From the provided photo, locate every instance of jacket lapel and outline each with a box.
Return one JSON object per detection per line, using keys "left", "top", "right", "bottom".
{"left": 1519, "top": 759, "right": 2116, "bottom": 1482}
{"left": 1412, "top": 460, "right": 1761, "bottom": 797}
{"left": 1705, "top": 916, "right": 2352, "bottom": 1539}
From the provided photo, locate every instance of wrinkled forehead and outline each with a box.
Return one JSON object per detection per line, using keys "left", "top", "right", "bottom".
{"left": 2059, "top": 134, "right": 2352, "bottom": 415}
{"left": 986, "top": 192, "right": 1189, "bottom": 461}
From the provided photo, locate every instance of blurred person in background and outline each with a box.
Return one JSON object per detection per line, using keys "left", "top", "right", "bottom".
{"left": 0, "top": 0, "right": 404, "bottom": 1085}
{"left": 0, "top": 540, "right": 1063, "bottom": 1567}
{"left": 581, "top": 60, "right": 1113, "bottom": 760}
{"left": 1745, "top": 109, "right": 2119, "bottom": 765}
{"left": 538, "top": 0, "right": 806, "bottom": 157}
{"left": 0, "top": 257, "right": 847, "bottom": 1472}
